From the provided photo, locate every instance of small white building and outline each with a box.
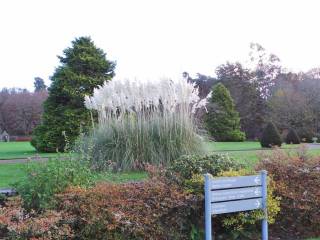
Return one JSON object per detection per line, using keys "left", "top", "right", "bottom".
{"left": 0, "top": 130, "right": 10, "bottom": 142}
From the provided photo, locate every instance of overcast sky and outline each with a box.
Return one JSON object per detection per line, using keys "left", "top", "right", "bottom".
{"left": 1, "top": 0, "right": 320, "bottom": 91}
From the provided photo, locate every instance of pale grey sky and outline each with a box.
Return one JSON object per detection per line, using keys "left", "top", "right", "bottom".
{"left": 1, "top": 0, "right": 320, "bottom": 90}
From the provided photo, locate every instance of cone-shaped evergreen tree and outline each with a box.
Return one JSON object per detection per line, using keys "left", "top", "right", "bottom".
{"left": 31, "top": 37, "right": 116, "bottom": 152}
{"left": 260, "top": 122, "right": 282, "bottom": 148}
{"left": 205, "top": 83, "right": 245, "bottom": 141}
{"left": 285, "top": 128, "right": 300, "bottom": 144}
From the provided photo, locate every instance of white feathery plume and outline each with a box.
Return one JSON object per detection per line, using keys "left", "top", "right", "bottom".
{"left": 84, "top": 77, "right": 203, "bottom": 123}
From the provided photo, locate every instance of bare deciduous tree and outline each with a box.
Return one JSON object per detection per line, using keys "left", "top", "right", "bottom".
{"left": 0, "top": 88, "right": 47, "bottom": 135}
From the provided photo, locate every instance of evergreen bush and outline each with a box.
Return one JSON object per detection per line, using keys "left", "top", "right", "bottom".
{"left": 166, "top": 153, "right": 241, "bottom": 185}
{"left": 260, "top": 122, "right": 282, "bottom": 148}
{"left": 205, "top": 83, "right": 245, "bottom": 141}
{"left": 285, "top": 128, "right": 300, "bottom": 144}
{"left": 297, "top": 128, "right": 314, "bottom": 143}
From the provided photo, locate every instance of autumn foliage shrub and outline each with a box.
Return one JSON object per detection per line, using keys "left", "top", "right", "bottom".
{"left": 0, "top": 197, "right": 73, "bottom": 239}
{"left": 58, "top": 181, "right": 201, "bottom": 239}
{"left": 1, "top": 161, "right": 281, "bottom": 240}
{"left": 1, "top": 178, "right": 201, "bottom": 240}
{"left": 0, "top": 153, "right": 281, "bottom": 239}
{"left": 257, "top": 148, "right": 320, "bottom": 238}
{"left": 13, "top": 136, "right": 32, "bottom": 142}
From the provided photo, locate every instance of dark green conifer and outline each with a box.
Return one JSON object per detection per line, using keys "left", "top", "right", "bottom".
{"left": 260, "top": 122, "right": 282, "bottom": 148}
{"left": 32, "top": 37, "right": 115, "bottom": 152}
{"left": 285, "top": 128, "right": 300, "bottom": 144}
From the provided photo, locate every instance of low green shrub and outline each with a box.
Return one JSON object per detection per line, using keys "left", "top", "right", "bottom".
{"left": 0, "top": 194, "right": 6, "bottom": 207}
{"left": 14, "top": 156, "right": 94, "bottom": 212}
{"left": 257, "top": 148, "right": 320, "bottom": 238}
{"left": 285, "top": 128, "right": 300, "bottom": 144}
{"left": 166, "top": 153, "right": 242, "bottom": 186}
{"left": 297, "top": 128, "right": 314, "bottom": 143}
{"left": 260, "top": 122, "right": 282, "bottom": 148}
{"left": 165, "top": 154, "right": 280, "bottom": 239}
{"left": 215, "top": 169, "right": 280, "bottom": 239}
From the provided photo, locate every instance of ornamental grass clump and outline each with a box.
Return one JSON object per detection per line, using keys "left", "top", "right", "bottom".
{"left": 83, "top": 78, "right": 206, "bottom": 171}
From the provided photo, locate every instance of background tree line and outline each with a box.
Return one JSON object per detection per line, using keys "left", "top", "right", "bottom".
{"left": 0, "top": 78, "right": 47, "bottom": 136}
{"left": 3, "top": 39, "right": 320, "bottom": 147}
{"left": 186, "top": 43, "right": 320, "bottom": 141}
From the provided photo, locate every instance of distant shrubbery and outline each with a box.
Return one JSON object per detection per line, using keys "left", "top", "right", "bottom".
{"left": 285, "top": 128, "right": 300, "bottom": 144}
{"left": 260, "top": 122, "right": 282, "bottom": 148}
{"left": 297, "top": 128, "right": 314, "bottom": 143}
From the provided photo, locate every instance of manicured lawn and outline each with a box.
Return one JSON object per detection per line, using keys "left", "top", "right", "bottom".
{"left": 222, "top": 148, "right": 320, "bottom": 169}
{"left": 0, "top": 142, "right": 58, "bottom": 160}
{"left": 205, "top": 141, "right": 320, "bottom": 169}
{"left": 1, "top": 141, "right": 320, "bottom": 188}
{"left": 205, "top": 141, "right": 297, "bottom": 152}
{"left": 0, "top": 163, "right": 27, "bottom": 188}
{"left": 0, "top": 162, "right": 147, "bottom": 188}
{"left": 94, "top": 171, "right": 147, "bottom": 183}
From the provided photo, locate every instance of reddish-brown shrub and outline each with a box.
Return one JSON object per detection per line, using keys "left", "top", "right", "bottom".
{"left": 56, "top": 180, "right": 201, "bottom": 239}
{"left": 0, "top": 163, "right": 283, "bottom": 239}
{"left": 256, "top": 148, "right": 320, "bottom": 238}
{"left": 0, "top": 197, "right": 73, "bottom": 239}
{"left": 1, "top": 178, "right": 202, "bottom": 239}
{"left": 14, "top": 136, "right": 32, "bottom": 142}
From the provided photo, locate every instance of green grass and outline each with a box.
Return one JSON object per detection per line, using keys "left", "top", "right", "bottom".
{"left": 0, "top": 162, "right": 147, "bottom": 188}
{"left": 1, "top": 141, "right": 320, "bottom": 188}
{"left": 229, "top": 148, "right": 320, "bottom": 170}
{"left": 0, "top": 142, "right": 59, "bottom": 160}
{"left": 1, "top": 141, "right": 319, "bottom": 187}
{"left": 205, "top": 141, "right": 297, "bottom": 152}
{"left": 205, "top": 141, "right": 320, "bottom": 169}
{"left": 94, "top": 171, "right": 148, "bottom": 183}
{"left": 0, "top": 163, "right": 27, "bottom": 188}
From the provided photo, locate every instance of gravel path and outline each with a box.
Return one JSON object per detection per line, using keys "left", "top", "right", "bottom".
{"left": 0, "top": 157, "right": 49, "bottom": 164}
{"left": 306, "top": 143, "right": 320, "bottom": 149}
